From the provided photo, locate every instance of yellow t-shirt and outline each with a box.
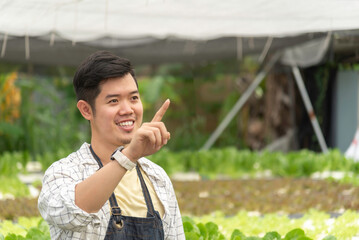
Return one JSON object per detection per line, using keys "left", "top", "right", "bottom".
{"left": 113, "top": 166, "right": 165, "bottom": 218}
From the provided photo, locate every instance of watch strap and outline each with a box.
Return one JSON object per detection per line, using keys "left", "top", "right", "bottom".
{"left": 111, "top": 147, "right": 136, "bottom": 171}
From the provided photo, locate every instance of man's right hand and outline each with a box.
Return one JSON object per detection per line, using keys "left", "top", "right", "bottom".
{"left": 122, "top": 99, "right": 171, "bottom": 162}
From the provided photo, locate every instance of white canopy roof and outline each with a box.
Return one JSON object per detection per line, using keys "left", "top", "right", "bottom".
{"left": 0, "top": 0, "right": 359, "bottom": 66}
{"left": 2, "top": 0, "right": 359, "bottom": 39}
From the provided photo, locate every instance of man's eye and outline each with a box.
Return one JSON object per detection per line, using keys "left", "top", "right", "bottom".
{"left": 109, "top": 99, "right": 118, "bottom": 103}
{"left": 131, "top": 96, "right": 139, "bottom": 101}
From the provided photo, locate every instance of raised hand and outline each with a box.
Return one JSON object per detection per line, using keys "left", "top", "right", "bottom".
{"left": 122, "top": 99, "right": 171, "bottom": 161}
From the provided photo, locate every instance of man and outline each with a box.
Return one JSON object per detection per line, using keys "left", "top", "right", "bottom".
{"left": 38, "top": 51, "right": 185, "bottom": 240}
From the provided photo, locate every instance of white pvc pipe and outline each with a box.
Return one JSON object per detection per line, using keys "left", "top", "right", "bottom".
{"left": 201, "top": 52, "right": 281, "bottom": 150}
{"left": 237, "top": 37, "right": 242, "bottom": 60}
{"left": 1, "top": 33, "right": 7, "bottom": 57}
{"left": 25, "top": 35, "right": 30, "bottom": 59}
{"left": 258, "top": 37, "right": 273, "bottom": 63}
{"left": 292, "top": 66, "right": 328, "bottom": 153}
{"left": 50, "top": 32, "right": 55, "bottom": 46}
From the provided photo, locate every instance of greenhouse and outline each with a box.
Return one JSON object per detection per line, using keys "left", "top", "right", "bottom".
{"left": 1, "top": 0, "right": 359, "bottom": 239}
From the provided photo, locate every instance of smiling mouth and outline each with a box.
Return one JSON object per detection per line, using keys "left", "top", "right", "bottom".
{"left": 117, "top": 121, "right": 134, "bottom": 127}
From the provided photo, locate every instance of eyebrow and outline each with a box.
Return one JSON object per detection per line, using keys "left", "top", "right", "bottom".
{"left": 105, "top": 90, "right": 139, "bottom": 99}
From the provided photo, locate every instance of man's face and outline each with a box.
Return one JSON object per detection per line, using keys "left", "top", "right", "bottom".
{"left": 90, "top": 74, "right": 143, "bottom": 148}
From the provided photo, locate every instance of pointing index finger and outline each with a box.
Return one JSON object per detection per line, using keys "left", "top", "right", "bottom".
{"left": 152, "top": 99, "right": 170, "bottom": 122}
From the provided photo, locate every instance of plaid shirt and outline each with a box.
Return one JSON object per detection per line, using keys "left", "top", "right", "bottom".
{"left": 38, "top": 143, "right": 185, "bottom": 240}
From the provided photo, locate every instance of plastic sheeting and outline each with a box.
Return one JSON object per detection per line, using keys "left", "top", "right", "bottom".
{"left": 0, "top": 0, "right": 359, "bottom": 66}
{"left": 0, "top": 32, "right": 328, "bottom": 66}
{"left": 1, "top": 0, "right": 359, "bottom": 40}
{"left": 281, "top": 33, "right": 332, "bottom": 67}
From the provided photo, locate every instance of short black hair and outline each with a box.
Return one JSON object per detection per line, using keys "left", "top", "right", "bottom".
{"left": 73, "top": 50, "right": 137, "bottom": 112}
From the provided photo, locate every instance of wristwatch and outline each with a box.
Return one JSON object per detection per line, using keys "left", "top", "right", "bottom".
{"left": 111, "top": 146, "right": 136, "bottom": 171}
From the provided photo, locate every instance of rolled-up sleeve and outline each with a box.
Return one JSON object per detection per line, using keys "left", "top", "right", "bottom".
{"left": 38, "top": 159, "right": 103, "bottom": 232}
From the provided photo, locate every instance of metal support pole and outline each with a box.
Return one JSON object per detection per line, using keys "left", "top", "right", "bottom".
{"left": 201, "top": 52, "right": 281, "bottom": 150}
{"left": 1, "top": 33, "right": 8, "bottom": 58}
{"left": 292, "top": 66, "right": 328, "bottom": 153}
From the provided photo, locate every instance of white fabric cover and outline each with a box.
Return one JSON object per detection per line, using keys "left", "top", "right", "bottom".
{"left": 1, "top": 0, "right": 358, "bottom": 66}
{"left": 1, "top": 0, "right": 359, "bottom": 41}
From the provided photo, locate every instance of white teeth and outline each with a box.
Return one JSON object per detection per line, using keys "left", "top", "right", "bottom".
{"left": 118, "top": 121, "right": 133, "bottom": 127}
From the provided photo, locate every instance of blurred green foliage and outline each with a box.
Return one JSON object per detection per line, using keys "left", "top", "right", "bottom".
{"left": 5, "top": 211, "right": 359, "bottom": 239}
{"left": 149, "top": 147, "right": 359, "bottom": 182}
{"left": 2, "top": 145, "right": 358, "bottom": 182}
{"left": 0, "top": 70, "right": 88, "bottom": 162}
{"left": 0, "top": 59, "right": 255, "bottom": 158}
{"left": 138, "top": 58, "right": 259, "bottom": 150}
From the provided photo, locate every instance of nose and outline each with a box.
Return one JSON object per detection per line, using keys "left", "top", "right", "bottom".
{"left": 118, "top": 100, "right": 134, "bottom": 115}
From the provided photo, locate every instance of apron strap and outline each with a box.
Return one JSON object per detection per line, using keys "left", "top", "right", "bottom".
{"left": 136, "top": 165, "right": 156, "bottom": 216}
{"left": 89, "top": 145, "right": 121, "bottom": 213}
{"left": 89, "top": 145, "right": 103, "bottom": 168}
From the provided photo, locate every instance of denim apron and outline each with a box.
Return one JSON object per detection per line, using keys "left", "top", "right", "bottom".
{"left": 89, "top": 146, "right": 165, "bottom": 240}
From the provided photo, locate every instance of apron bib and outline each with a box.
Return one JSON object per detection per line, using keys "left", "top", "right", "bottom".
{"left": 90, "top": 146, "right": 164, "bottom": 240}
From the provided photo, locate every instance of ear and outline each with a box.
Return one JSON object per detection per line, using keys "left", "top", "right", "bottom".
{"left": 77, "top": 100, "right": 93, "bottom": 120}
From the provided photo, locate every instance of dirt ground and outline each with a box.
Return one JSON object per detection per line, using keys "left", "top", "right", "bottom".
{"left": 173, "top": 177, "right": 359, "bottom": 216}
{"left": 1, "top": 177, "right": 359, "bottom": 220}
